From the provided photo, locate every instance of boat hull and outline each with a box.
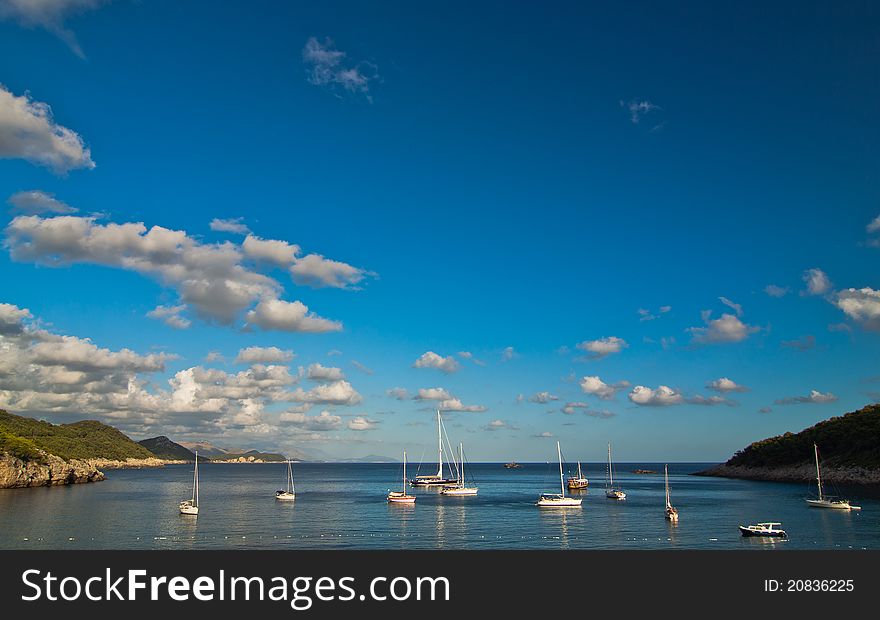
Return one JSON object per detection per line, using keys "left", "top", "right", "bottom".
{"left": 739, "top": 526, "right": 785, "bottom": 538}
{"left": 179, "top": 502, "right": 198, "bottom": 515}
{"left": 387, "top": 492, "right": 416, "bottom": 504}
{"left": 537, "top": 497, "right": 583, "bottom": 507}
{"left": 566, "top": 479, "right": 589, "bottom": 490}
{"left": 606, "top": 490, "right": 626, "bottom": 500}
{"left": 806, "top": 499, "right": 860, "bottom": 510}
{"left": 441, "top": 487, "right": 478, "bottom": 496}
{"left": 275, "top": 492, "right": 296, "bottom": 501}
{"left": 665, "top": 508, "right": 679, "bottom": 522}
{"left": 410, "top": 478, "right": 458, "bottom": 487}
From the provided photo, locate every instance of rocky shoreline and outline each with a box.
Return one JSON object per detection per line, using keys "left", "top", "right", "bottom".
{"left": 0, "top": 453, "right": 190, "bottom": 489}
{"left": 695, "top": 463, "right": 880, "bottom": 486}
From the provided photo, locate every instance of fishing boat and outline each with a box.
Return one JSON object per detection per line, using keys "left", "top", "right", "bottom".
{"left": 566, "top": 461, "right": 589, "bottom": 490}
{"left": 275, "top": 458, "right": 296, "bottom": 501}
{"left": 179, "top": 451, "right": 200, "bottom": 515}
{"left": 605, "top": 443, "right": 626, "bottom": 500}
{"left": 410, "top": 410, "right": 458, "bottom": 486}
{"left": 387, "top": 451, "right": 416, "bottom": 504}
{"left": 536, "top": 441, "right": 583, "bottom": 507}
{"left": 739, "top": 522, "right": 787, "bottom": 538}
{"left": 805, "top": 443, "right": 861, "bottom": 511}
{"left": 504, "top": 462, "right": 522, "bottom": 469}
{"left": 664, "top": 464, "right": 678, "bottom": 522}
{"left": 442, "top": 443, "right": 478, "bottom": 496}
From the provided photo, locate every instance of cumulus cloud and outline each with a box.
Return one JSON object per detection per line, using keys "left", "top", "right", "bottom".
{"left": 412, "top": 351, "right": 460, "bottom": 374}
{"left": 485, "top": 419, "right": 518, "bottom": 431}
{"left": 834, "top": 288, "right": 880, "bottom": 331}
{"left": 4, "top": 214, "right": 357, "bottom": 332}
{"left": 386, "top": 387, "right": 409, "bottom": 400}
{"left": 576, "top": 336, "right": 628, "bottom": 360}
{"left": 638, "top": 306, "right": 671, "bottom": 322}
{"left": 414, "top": 387, "right": 452, "bottom": 401}
{"left": 802, "top": 268, "right": 832, "bottom": 296}
{"left": 438, "top": 398, "right": 486, "bottom": 413}
{"left": 0, "top": 0, "right": 105, "bottom": 58}
{"left": 687, "top": 311, "right": 759, "bottom": 344}
{"left": 305, "top": 362, "right": 345, "bottom": 382}
{"left": 628, "top": 385, "right": 684, "bottom": 407}
{"left": 7, "top": 190, "right": 77, "bottom": 214}
{"left": 347, "top": 416, "right": 378, "bottom": 431}
{"left": 242, "top": 235, "right": 300, "bottom": 266}
{"left": 719, "top": 296, "right": 743, "bottom": 317}
{"left": 291, "top": 253, "right": 370, "bottom": 289}
{"left": 774, "top": 390, "right": 838, "bottom": 405}
{"left": 561, "top": 401, "right": 615, "bottom": 418}
{"left": 279, "top": 409, "right": 342, "bottom": 430}
{"left": 685, "top": 394, "right": 736, "bottom": 407}
{"left": 707, "top": 377, "right": 748, "bottom": 393}
{"left": 528, "top": 391, "right": 559, "bottom": 404}
{"left": 579, "top": 375, "right": 630, "bottom": 400}
{"left": 210, "top": 218, "right": 249, "bottom": 235}
{"left": 288, "top": 380, "right": 362, "bottom": 406}
{"left": 764, "top": 284, "right": 789, "bottom": 298}
{"left": 302, "top": 37, "right": 378, "bottom": 100}
{"left": 868, "top": 215, "right": 880, "bottom": 234}
{"left": 500, "top": 346, "right": 518, "bottom": 362}
{"left": 0, "top": 84, "right": 95, "bottom": 173}
{"left": 457, "top": 351, "right": 485, "bottom": 366}
{"left": 235, "top": 346, "right": 294, "bottom": 364}
{"left": 146, "top": 304, "right": 191, "bottom": 330}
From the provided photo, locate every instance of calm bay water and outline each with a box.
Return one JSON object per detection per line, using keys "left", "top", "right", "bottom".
{"left": 1, "top": 462, "right": 877, "bottom": 550}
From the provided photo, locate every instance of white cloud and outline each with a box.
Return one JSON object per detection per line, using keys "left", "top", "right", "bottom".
{"left": 579, "top": 375, "right": 630, "bottom": 400}
{"left": 279, "top": 409, "right": 342, "bottom": 430}
{"left": 302, "top": 37, "right": 378, "bottom": 100}
{"left": 687, "top": 311, "right": 758, "bottom": 344}
{"left": 348, "top": 416, "right": 378, "bottom": 431}
{"left": 485, "top": 419, "right": 518, "bottom": 431}
{"left": 235, "top": 346, "right": 294, "bottom": 364}
{"left": 867, "top": 214, "right": 880, "bottom": 234}
{"left": 560, "top": 401, "right": 615, "bottom": 418}
{"left": 291, "top": 253, "right": 369, "bottom": 289}
{"left": 288, "top": 380, "right": 362, "bottom": 406}
{"left": 834, "top": 288, "right": 880, "bottom": 331}
{"left": 386, "top": 387, "right": 409, "bottom": 400}
{"left": 528, "top": 391, "right": 559, "bottom": 404}
{"left": 414, "top": 387, "right": 452, "bottom": 401}
{"left": 500, "top": 346, "right": 518, "bottom": 362}
{"left": 719, "top": 296, "right": 743, "bottom": 317}
{"left": 0, "top": 84, "right": 95, "bottom": 173}
{"left": 305, "top": 362, "right": 345, "bottom": 382}
{"left": 210, "top": 218, "right": 249, "bottom": 235}
{"left": 534, "top": 431, "right": 554, "bottom": 438}
{"left": 685, "top": 394, "right": 736, "bottom": 407}
{"left": 438, "top": 398, "right": 487, "bottom": 413}
{"left": 457, "top": 351, "right": 485, "bottom": 366}
{"left": 802, "top": 268, "right": 832, "bottom": 296}
{"left": 707, "top": 377, "right": 749, "bottom": 393}
{"left": 5, "top": 214, "right": 356, "bottom": 332}
{"left": 621, "top": 99, "right": 658, "bottom": 123}
{"left": 245, "top": 299, "right": 342, "bottom": 333}
{"left": 146, "top": 304, "right": 191, "bottom": 330}
{"left": 241, "top": 235, "right": 300, "bottom": 266}
{"left": 576, "top": 336, "right": 628, "bottom": 360}
{"left": 204, "top": 351, "right": 224, "bottom": 363}
{"left": 412, "top": 351, "right": 460, "bottom": 373}
{"left": 764, "top": 284, "right": 789, "bottom": 298}
{"left": 7, "top": 190, "right": 77, "bottom": 214}
{"left": 628, "top": 385, "right": 684, "bottom": 407}
{"left": 774, "top": 390, "right": 838, "bottom": 405}
{"left": 638, "top": 306, "right": 671, "bottom": 322}
{"left": 0, "top": 0, "right": 105, "bottom": 58}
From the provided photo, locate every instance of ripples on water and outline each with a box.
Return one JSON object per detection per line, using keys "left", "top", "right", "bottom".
{"left": 0, "top": 463, "right": 877, "bottom": 550}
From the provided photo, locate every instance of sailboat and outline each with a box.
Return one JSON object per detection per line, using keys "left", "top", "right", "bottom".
{"left": 441, "top": 443, "right": 478, "bottom": 496}
{"left": 566, "top": 461, "right": 589, "bottom": 490}
{"left": 664, "top": 464, "right": 678, "bottom": 522}
{"left": 805, "top": 443, "right": 861, "bottom": 511}
{"left": 537, "top": 441, "right": 583, "bottom": 507}
{"left": 275, "top": 458, "right": 296, "bottom": 501}
{"left": 605, "top": 443, "right": 626, "bottom": 500}
{"left": 179, "top": 451, "right": 199, "bottom": 515}
{"left": 387, "top": 450, "right": 416, "bottom": 504}
{"left": 410, "top": 410, "right": 458, "bottom": 486}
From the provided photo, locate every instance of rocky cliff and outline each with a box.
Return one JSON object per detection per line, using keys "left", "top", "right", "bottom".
{"left": 0, "top": 452, "right": 105, "bottom": 488}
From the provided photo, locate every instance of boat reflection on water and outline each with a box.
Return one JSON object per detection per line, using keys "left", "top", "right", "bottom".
{"left": 538, "top": 507, "right": 572, "bottom": 549}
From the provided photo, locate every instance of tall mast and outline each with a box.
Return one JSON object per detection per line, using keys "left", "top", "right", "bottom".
{"left": 557, "top": 441, "right": 565, "bottom": 496}
{"left": 814, "top": 443, "right": 823, "bottom": 501}
{"left": 577, "top": 461, "right": 582, "bottom": 479}
{"left": 665, "top": 464, "right": 671, "bottom": 508}
{"left": 459, "top": 443, "right": 464, "bottom": 487}
{"left": 608, "top": 443, "right": 614, "bottom": 489}
{"left": 437, "top": 410, "right": 443, "bottom": 478}
{"left": 403, "top": 450, "right": 407, "bottom": 494}
{"left": 193, "top": 451, "right": 199, "bottom": 507}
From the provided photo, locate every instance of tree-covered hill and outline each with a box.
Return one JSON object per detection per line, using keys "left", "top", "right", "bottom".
{"left": 0, "top": 409, "right": 154, "bottom": 462}
{"left": 138, "top": 436, "right": 196, "bottom": 461}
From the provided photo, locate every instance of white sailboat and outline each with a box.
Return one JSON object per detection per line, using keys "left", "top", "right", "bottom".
{"left": 537, "top": 441, "right": 583, "bottom": 507}
{"left": 179, "top": 451, "right": 199, "bottom": 515}
{"left": 605, "top": 443, "right": 626, "bottom": 500}
{"left": 664, "top": 464, "right": 678, "bottom": 522}
{"left": 275, "top": 458, "right": 296, "bottom": 501}
{"left": 387, "top": 450, "right": 416, "bottom": 504}
{"left": 805, "top": 443, "right": 861, "bottom": 511}
{"left": 411, "top": 410, "right": 458, "bottom": 486}
{"left": 441, "top": 443, "right": 478, "bottom": 496}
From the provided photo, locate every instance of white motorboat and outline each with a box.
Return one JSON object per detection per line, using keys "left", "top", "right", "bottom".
{"left": 739, "top": 522, "right": 786, "bottom": 538}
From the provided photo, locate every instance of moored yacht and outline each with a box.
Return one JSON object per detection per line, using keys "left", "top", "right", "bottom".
{"left": 805, "top": 444, "right": 861, "bottom": 511}
{"left": 388, "top": 451, "right": 416, "bottom": 504}
{"left": 410, "top": 410, "right": 458, "bottom": 486}
{"left": 179, "top": 451, "right": 200, "bottom": 515}
{"left": 605, "top": 443, "right": 626, "bottom": 500}
{"left": 739, "top": 522, "right": 786, "bottom": 538}
{"left": 537, "top": 441, "right": 583, "bottom": 507}
{"left": 275, "top": 458, "right": 296, "bottom": 501}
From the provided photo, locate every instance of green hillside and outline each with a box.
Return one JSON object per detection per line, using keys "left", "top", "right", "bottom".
{"left": 138, "top": 436, "right": 196, "bottom": 461}
{"left": 0, "top": 410, "right": 154, "bottom": 462}
{"left": 724, "top": 404, "right": 880, "bottom": 469}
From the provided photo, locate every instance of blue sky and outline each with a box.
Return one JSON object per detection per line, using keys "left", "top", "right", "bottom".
{"left": 1, "top": 0, "right": 879, "bottom": 461}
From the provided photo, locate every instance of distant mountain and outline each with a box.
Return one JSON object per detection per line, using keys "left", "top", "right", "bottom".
{"left": 177, "top": 441, "right": 230, "bottom": 459}
{"left": 332, "top": 455, "right": 398, "bottom": 463}
{"left": 138, "top": 436, "right": 195, "bottom": 461}
{"left": 0, "top": 409, "right": 155, "bottom": 463}
{"left": 178, "top": 441, "right": 305, "bottom": 462}
{"left": 699, "top": 404, "right": 880, "bottom": 485}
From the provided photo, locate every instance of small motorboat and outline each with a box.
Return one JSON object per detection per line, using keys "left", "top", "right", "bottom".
{"left": 739, "top": 522, "right": 787, "bottom": 538}
{"left": 504, "top": 462, "right": 522, "bottom": 469}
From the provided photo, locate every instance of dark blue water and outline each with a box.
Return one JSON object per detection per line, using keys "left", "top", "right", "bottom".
{"left": 0, "top": 463, "right": 877, "bottom": 550}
